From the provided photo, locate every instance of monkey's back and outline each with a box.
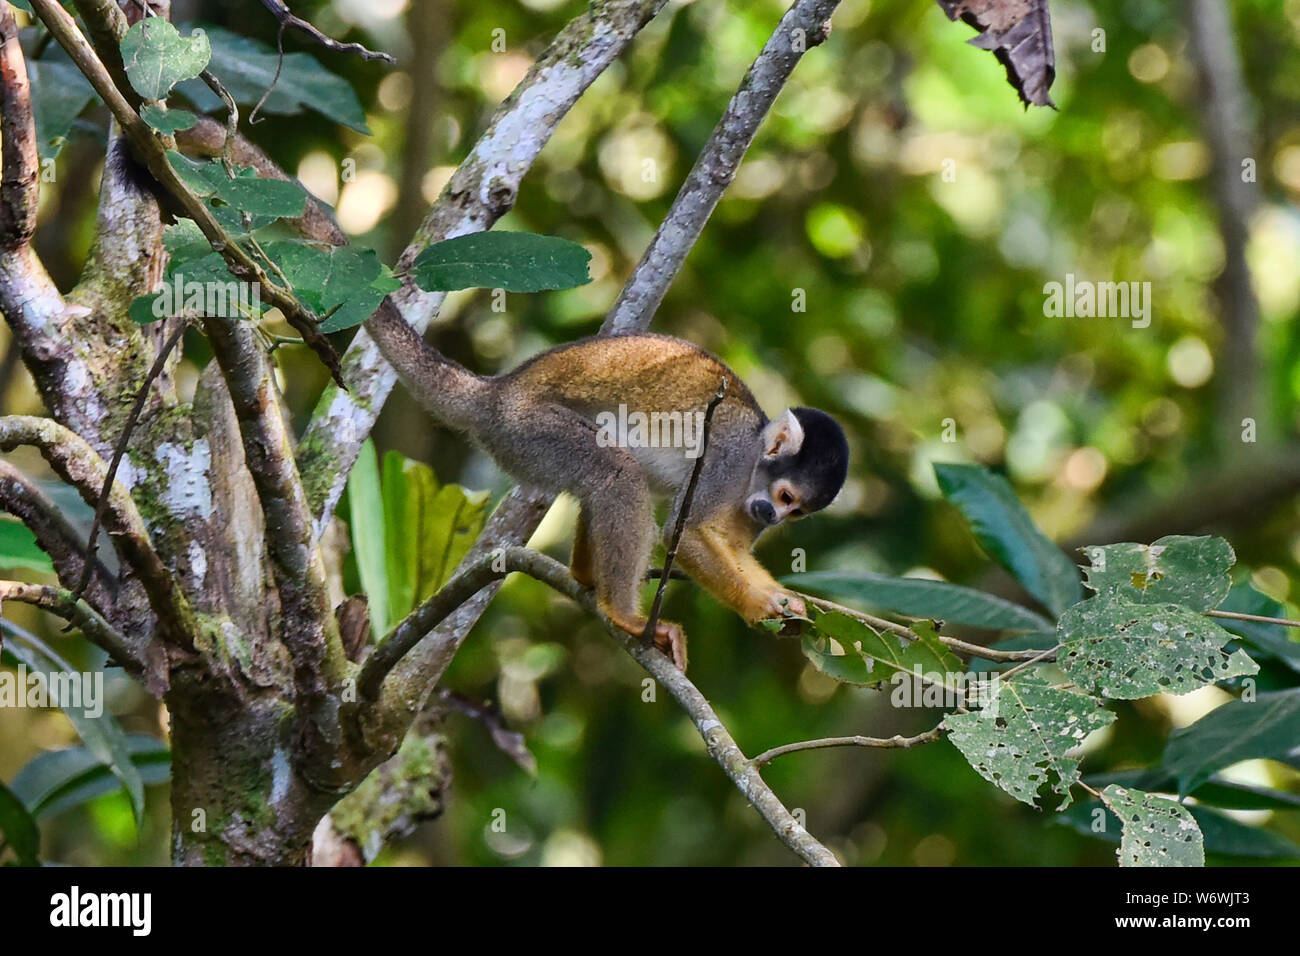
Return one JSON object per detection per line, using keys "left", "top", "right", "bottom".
{"left": 500, "top": 334, "right": 765, "bottom": 423}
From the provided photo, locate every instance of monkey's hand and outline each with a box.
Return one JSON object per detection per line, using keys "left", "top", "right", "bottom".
{"left": 753, "top": 590, "right": 808, "bottom": 636}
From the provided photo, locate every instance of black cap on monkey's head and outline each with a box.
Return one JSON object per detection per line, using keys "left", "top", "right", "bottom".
{"left": 763, "top": 406, "right": 849, "bottom": 515}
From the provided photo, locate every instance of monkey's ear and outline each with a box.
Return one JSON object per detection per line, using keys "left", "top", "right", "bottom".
{"left": 762, "top": 410, "right": 805, "bottom": 459}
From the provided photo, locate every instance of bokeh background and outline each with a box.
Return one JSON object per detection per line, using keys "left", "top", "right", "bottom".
{"left": 3, "top": 0, "right": 1300, "bottom": 865}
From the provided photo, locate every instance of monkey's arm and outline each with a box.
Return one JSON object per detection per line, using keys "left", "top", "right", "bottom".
{"left": 674, "top": 514, "right": 805, "bottom": 625}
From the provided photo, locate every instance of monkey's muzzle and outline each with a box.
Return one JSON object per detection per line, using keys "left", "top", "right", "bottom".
{"left": 748, "top": 496, "right": 778, "bottom": 526}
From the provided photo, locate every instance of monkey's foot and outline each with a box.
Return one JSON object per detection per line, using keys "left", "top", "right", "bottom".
{"left": 650, "top": 621, "right": 688, "bottom": 673}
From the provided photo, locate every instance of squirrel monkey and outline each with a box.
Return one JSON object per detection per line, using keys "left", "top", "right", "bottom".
{"left": 367, "top": 301, "right": 849, "bottom": 670}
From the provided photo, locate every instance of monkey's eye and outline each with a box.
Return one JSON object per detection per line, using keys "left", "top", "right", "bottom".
{"left": 778, "top": 489, "right": 795, "bottom": 506}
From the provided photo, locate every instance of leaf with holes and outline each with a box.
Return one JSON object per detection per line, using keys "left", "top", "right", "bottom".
{"left": 801, "top": 611, "right": 962, "bottom": 687}
{"left": 943, "top": 676, "right": 1114, "bottom": 810}
{"left": 411, "top": 232, "right": 593, "bottom": 293}
{"left": 1057, "top": 599, "right": 1257, "bottom": 699}
{"left": 1079, "top": 535, "right": 1234, "bottom": 611}
{"left": 120, "top": 19, "right": 211, "bottom": 101}
{"left": 1100, "top": 785, "right": 1204, "bottom": 867}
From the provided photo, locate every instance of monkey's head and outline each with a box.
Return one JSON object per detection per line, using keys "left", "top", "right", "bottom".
{"left": 745, "top": 407, "right": 849, "bottom": 527}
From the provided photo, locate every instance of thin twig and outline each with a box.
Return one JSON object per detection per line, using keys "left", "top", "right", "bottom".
{"left": 256, "top": 0, "right": 395, "bottom": 63}
{"left": 642, "top": 378, "right": 727, "bottom": 647}
{"left": 71, "top": 319, "right": 188, "bottom": 605}
{"left": 996, "top": 643, "right": 1062, "bottom": 683}
{"left": 751, "top": 726, "right": 945, "bottom": 768}
{"left": 0, "top": 580, "right": 141, "bottom": 676}
{"left": 1207, "top": 608, "right": 1300, "bottom": 629}
{"left": 797, "top": 591, "right": 1057, "bottom": 661}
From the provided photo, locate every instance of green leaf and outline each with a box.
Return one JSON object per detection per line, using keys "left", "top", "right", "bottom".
{"left": 411, "top": 232, "right": 593, "bottom": 293}
{"left": 1213, "top": 583, "right": 1300, "bottom": 674}
{"left": 801, "top": 611, "right": 962, "bottom": 686}
{"left": 175, "top": 26, "right": 369, "bottom": 133}
{"left": 347, "top": 439, "right": 390, "bottom": 639}
{"left": 0, "top": 781, "right": 39, "bottom": 866}
{"left": 2, "top": 627, "right": 145, "bottom": 827}
{"left": 140, "top": 104, "right": 197, "bottom": 135}
{"left": 260, "top": 241, "right": 399, "bottom": 333}
{"left": 120, "top": 19, "right": 211, "bottom": 101}
{"left": 0, "top": 517, "right": 55, "bottom": 574}
{"left": 166, "top": 152, "right": 307, "bottom": 223}
{"left": 933, "top": 463, "right": 1082, "bottom": 616}
{"left": 1080, "top": 535, "right": 1234, "bottom": 611}
{"left": 1162, "top": 689, "right": 1300, "bottom": 795}
{"left": 789, "top": 570, "right": 1053, "bottom": 631}
{"left": 380, "top": 451, "right": 489, "bottom": 626}
{"left": 28, "top": 58, "right": 97, "bottom": 160}
{"left": 1057, "top": 599, "right": 1258, "bottom": 699}
{"left": 10, "top": 736, "right": 169, "bottom": 821}
{"left": 943, "top": 676, "right": 1115, "bottom": 809}
{"left": 1099, "top": 785, "right": 1204, "bottom": 867}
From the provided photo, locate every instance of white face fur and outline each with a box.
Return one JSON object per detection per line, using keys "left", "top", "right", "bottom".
{"left": 746, "top": 409, "right": 807, "bottom": 526}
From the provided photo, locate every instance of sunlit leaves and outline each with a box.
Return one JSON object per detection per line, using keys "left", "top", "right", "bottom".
{"left": 260, "top": 241, "right": 400, "bottom": 333}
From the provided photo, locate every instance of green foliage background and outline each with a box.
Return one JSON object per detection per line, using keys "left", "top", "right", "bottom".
{"left": 3, "top": 0, "right": 1300, "bottom": 865}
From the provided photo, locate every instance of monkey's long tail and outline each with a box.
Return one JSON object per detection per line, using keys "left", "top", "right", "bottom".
{"left": 365, "top": 298, "right": 489, "bottom": 434}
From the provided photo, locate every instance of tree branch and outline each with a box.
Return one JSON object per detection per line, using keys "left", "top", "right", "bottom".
{"left": 358, "top": 546, "right": 838, "bottom": 866}
{"left": 200, "top": 317, "right": 349, "bottom": 765}
{"left": 0, "top": 415, "right": 194, "bottom": 648}
{"left": 1187, "top": 0, "right": 1265, "bottom": 445}
{"left": 0, "top": 460, "right": 116, "bottom": 611}
{"left": 602, "top": 0, "right": 843, "bottom": 333}
{"left": 0, "top": 580, "right": 143, "bottom": 677}
{"left": 257, "top": 0, "right": 395, "bottom": 64}
{"left": 0, "top": 3, "right": 39, "bottom": 249}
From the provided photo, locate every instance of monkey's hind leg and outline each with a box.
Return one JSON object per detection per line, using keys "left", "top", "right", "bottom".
{"left": 497, "top": 402, "right": 688, "bottom": 671}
